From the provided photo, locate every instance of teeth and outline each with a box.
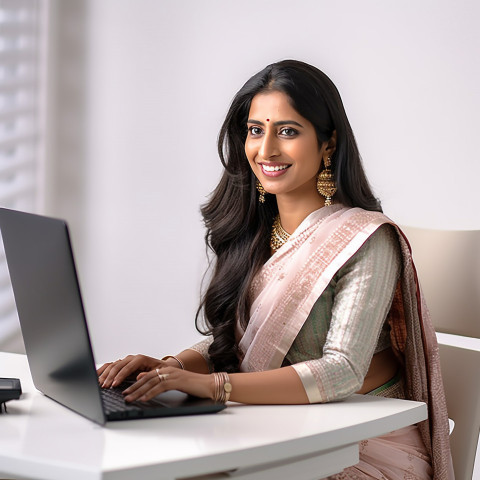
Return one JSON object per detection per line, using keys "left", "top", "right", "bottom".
{"left": 263, "top": 164, "right": 289, "bottom": 172}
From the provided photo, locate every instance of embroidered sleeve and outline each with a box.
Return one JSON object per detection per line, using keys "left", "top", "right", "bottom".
{"left": 291, "top": 225, "right": 401, "bottom": 403}
{"left": 186, "top": 337, "right": 214, "bottom": 372}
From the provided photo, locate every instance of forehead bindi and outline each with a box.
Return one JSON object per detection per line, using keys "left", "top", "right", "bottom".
{"left": 248, "top": 91, "right": 302, "bottom": 124}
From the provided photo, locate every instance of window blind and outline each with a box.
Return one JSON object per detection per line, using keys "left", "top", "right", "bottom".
{"left": 0, "top": 0, "right": 44, "bottom": 343}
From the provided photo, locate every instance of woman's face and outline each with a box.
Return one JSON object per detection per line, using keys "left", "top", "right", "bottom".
{"left": 245, "top": 90, "right": 330, "bottom": 201}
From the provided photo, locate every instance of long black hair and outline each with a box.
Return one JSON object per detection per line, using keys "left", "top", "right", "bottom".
{"left": 196, "top": 60, "right": 381, "bottom": 373}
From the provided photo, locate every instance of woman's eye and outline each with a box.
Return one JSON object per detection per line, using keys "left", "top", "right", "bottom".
{"left": 248, "top": 126, "right": 263, "bottom": 136}
{"left": 280, "top": 127, "right": 298, "bottom": 137}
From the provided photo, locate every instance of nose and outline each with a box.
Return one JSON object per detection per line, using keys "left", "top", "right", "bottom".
{"left": 258, "top": 132, "right": 280, "bottom": 160}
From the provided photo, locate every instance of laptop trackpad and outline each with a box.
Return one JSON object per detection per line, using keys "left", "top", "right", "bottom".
{"left": 136, "top": 390, "right": 214, "bottom": 409}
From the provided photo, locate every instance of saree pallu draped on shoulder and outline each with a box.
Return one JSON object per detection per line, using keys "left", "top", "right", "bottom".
{"left": 238, "top": 205, "right": 454, "bottom": 479}
{"left": 238, "top": 205, "right": 387, "bottom": 371}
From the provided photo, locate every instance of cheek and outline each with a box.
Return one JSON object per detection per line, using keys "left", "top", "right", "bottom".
{"left": 292, "top": 142, "right": 322, "bottom": 172}
{"left": 244, "top": 141, "right": 256, "bottom": 166}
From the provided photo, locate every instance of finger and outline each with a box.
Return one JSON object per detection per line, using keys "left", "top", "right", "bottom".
{"left": 98, "top": 363, "right": 117, "bottom": 385}
{"left": 124, "top": 369, "right": 163, "bottom": 395}
{"left": 125, "top": 368, "right": 174, "bottom": 401}
{"left": 96, "top": 363, "right": 110, "bottom": 376}
{"left": 106, "top": 355, "right": 166, "bottom": 388}
{"left": 124, "top": 371, "right": 168, "bottom": 402}
{"left": 101, "top": 358, "right": 134, "bottom": 388}
{"left": 110, "top": 361, "right": 143, "bottom": 388}
{"left": 135, "top": 360, "right": 168, "bottom": 381}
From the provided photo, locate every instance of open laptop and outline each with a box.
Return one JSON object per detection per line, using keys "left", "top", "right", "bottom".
{"left": 0, "top": 207, "right": 225, "bottom": 425}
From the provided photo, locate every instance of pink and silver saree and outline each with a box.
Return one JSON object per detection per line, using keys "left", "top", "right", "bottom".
{"left": 237, "top": 205, "right": 454, "bottom": 479}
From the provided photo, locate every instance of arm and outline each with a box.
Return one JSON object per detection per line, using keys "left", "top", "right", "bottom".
{"left": 291, "top": 224, "right": 401, "bottom": 403}
{"left": 99, "top": 338, "right": 308, "bottom": 403}
{"left": 123, "top": 365, "right": 309, "bottom": 404}
{"left": 178, "top": 337, "right": 213, "bottom": 373}
{"left": 123, "top": 225, "right": 401, "bottom": 404}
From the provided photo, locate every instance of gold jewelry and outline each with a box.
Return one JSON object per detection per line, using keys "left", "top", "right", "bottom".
{"left": 256, "top": 179, "right": 266, "bottom": 203}
{"left": 161, "top": 355, "right": 185, "bottom": 370}
{"left": 270, "top": 214, "right": 290, "bottom": 252}
{"left": 316, "top": 156, "right": 337, "bottom": 206}
{"left": 155, "top": 368, "right": 169, "bottom": 382}
{"left": 213, "top": 372, "right": 232, "bottom": 403}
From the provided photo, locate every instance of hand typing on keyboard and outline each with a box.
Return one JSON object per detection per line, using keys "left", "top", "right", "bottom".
{"left": 97, "top": 354, "right": 217, "bottom": 403}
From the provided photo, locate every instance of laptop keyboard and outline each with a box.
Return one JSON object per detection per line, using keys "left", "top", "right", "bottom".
{"left": 100, "top": 387, "right": 142, "bottom": 415}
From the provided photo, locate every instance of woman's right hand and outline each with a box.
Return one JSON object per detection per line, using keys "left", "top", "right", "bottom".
{"left": 97, "top": 354, "right": 170, "bottom": 388}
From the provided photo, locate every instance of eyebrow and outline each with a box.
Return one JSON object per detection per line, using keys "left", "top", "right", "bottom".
{"left": 247, "top": 119, "right": 304, "bottom": 128}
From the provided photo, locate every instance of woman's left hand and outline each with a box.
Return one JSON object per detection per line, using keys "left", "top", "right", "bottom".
{"left": 122, "top": 366, "right": 215, "bottom": 403}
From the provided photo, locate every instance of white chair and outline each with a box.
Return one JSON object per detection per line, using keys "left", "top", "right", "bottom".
{"left": 436, "top": 334, "right": 480, "bottom": 480}
{"left": 400, "top": 226, "right": 480, "bottom": 338}
{"left": 401, "top": 227, "right": 480, "bottom": 479}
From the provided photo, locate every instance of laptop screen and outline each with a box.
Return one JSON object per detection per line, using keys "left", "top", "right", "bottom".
{"left": 0, "top": 208, "right": 106, "bottom": 424}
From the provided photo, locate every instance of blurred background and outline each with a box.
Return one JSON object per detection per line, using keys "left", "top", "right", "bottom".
{"left": 1, "top": 0, "right": 479, "bottom": 363}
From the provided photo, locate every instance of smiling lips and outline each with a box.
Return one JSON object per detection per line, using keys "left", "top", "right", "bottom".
{"left": 260, "top": 163, "right": 291, "bottom": 177}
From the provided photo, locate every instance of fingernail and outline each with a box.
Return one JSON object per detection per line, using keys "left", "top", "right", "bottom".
{"left": 112, "top": 380, "right": 118, "bottom": 388}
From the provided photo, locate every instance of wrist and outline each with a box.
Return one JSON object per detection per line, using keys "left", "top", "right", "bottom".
{"left": 161, "top": 355, "right": 185, "bottom": 370}
{"left": 212, "top": 372, "right": 232, "bottom": 403}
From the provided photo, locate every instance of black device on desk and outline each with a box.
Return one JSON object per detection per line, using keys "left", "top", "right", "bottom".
{"left": 0, "top": 377, "right": 22, "bottom": 412}
{"left": 0, "top": 208, "right": 226, "bottom": 425}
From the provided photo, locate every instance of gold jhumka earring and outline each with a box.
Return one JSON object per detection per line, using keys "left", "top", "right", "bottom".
{"left": 316, "top": 156, "right": 337, "bottom": 206}
{"left": 256, "top": 179, "right": 266, "bottom": 203}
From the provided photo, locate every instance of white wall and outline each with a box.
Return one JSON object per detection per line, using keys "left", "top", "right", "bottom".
{"left": 48, "top": 0, "right": 480, "bottom": 362}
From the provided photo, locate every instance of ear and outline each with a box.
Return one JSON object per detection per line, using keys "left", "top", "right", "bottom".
{"left": 324, "top": 130, "right": 337, "bottom": 158}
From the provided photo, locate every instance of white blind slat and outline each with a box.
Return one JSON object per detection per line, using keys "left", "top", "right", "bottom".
{"left": 0, "top": 107, "right": 36, "bottom": 119}
{"left": 0, "top": 0, "right": 44, "bottom": 347}
{"left": 0, "top": 133, "right": 38, "bottom": 147}
{"left": 0, "top": 156, "right": 35, "bottom": 176}
{"left": 0, "top": 178, "right": 36, "bottom": 203}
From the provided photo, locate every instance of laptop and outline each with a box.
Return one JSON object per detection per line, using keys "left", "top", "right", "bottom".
{"left": 0, "top": 207, "right": 225, "bottom": 425}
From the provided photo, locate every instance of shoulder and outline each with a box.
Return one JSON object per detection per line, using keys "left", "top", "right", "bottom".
{"left": 366, "top": 223, "right": 399, "bottom": 250}
{"left": 338, "top": 223, "right": 401, "bottom": 276}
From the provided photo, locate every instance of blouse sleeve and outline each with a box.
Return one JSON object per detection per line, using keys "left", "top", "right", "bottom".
{"left": 186, "top": 337, "right": 214, "bottom": 372}
{"left": 291, "top": 224, "right": 401, "bottom": 403}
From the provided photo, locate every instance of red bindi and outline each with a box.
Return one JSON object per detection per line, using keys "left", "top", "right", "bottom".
{"left": 266, "top": 118, "right": 270, "bottom": 122}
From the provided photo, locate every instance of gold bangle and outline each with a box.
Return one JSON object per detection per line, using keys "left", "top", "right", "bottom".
{"left": 213, "top": 372, "right": 232, "bottom": 403}
{"left": 161, "top": 355, "right": 185, "bottom": 370}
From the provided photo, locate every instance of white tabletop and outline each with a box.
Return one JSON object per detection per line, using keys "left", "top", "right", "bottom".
{"left": 0, "top": 352, "right": 427, "bottom": 480}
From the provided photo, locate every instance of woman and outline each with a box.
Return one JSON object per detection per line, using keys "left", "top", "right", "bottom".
{"left": 98, "top": 60, "right": 453, "bottom": 479}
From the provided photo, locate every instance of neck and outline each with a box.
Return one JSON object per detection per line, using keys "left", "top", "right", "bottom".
{"left": 276, "top": 191, "right": 325, "bottom": 234}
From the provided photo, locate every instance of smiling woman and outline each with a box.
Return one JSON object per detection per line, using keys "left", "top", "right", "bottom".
{"left": 97, "top": 60, "right": 453, "bottom": 479}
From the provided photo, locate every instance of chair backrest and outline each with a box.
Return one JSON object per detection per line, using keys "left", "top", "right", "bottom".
{"left": 402, "top": 226, "right": 480, "bottom": 477}
{"left": 401, "top": 226, "right": 480, "bottom": 338}
{"left": 437, "top": 338, "right": 480, "bottom": 480}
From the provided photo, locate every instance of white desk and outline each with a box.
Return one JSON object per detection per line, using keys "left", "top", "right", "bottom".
{"left": 0, "top": 353, "right": 427, "bottom": 480}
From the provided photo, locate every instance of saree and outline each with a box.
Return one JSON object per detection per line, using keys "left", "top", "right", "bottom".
{"left": 237, "top": 205, "right": 454, "bottom": 479}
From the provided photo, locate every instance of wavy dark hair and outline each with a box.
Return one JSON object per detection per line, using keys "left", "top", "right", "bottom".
{"left": 195, "top": 60, "right": 381, "bottom": 373}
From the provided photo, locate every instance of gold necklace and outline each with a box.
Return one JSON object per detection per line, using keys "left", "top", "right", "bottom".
{"left": 270, "top": 215, "right": 290, "bottom": 251}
